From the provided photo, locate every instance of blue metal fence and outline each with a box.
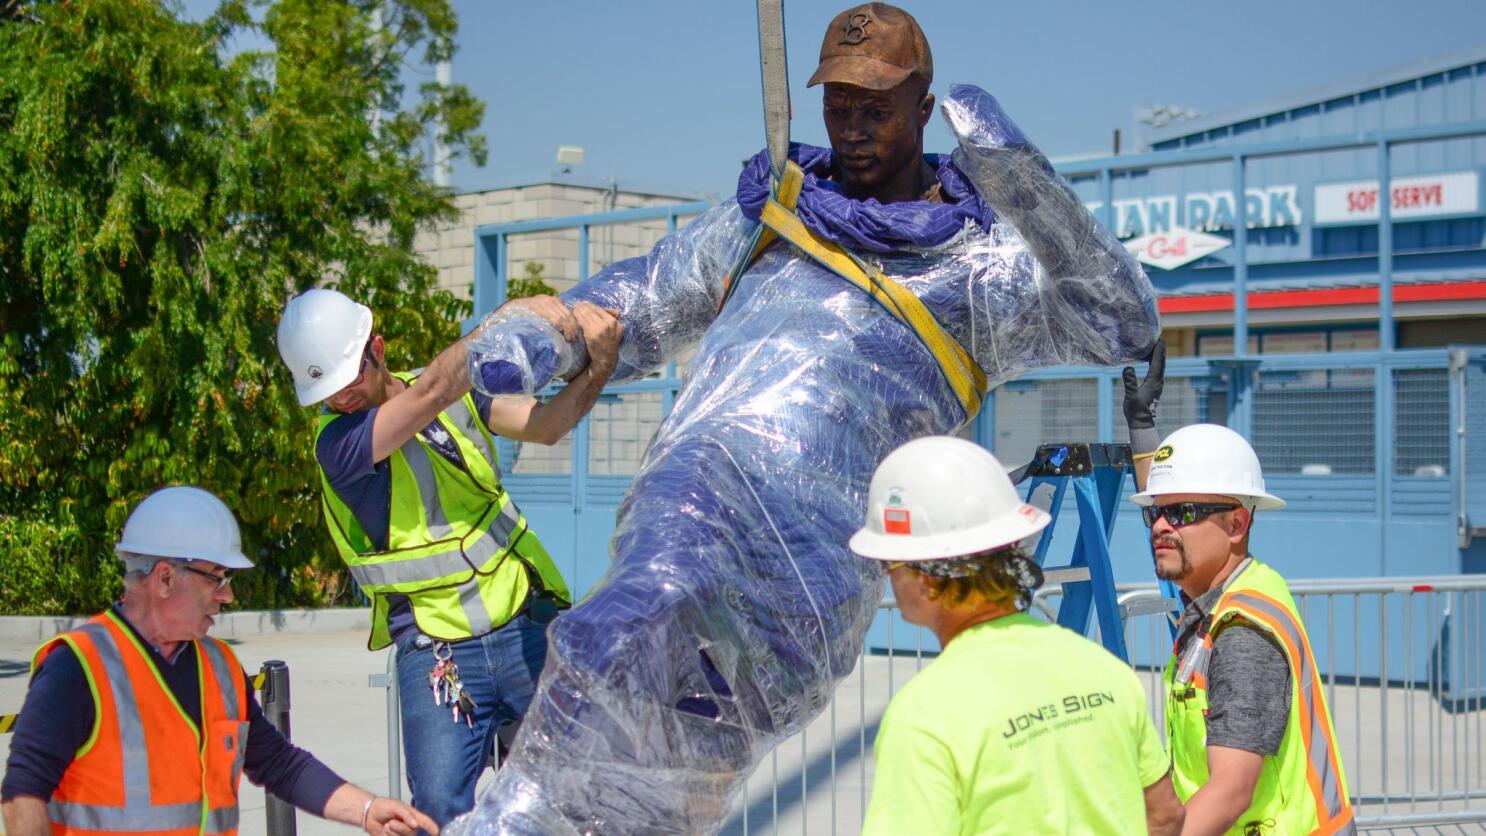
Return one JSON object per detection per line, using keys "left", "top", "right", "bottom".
{"left": 494, "top": 349, "right": 1485, "bottom": 633}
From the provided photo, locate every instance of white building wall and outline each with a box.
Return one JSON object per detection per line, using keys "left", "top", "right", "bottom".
{"left": 413, "top": 180, "right": 707, "bottom": 303}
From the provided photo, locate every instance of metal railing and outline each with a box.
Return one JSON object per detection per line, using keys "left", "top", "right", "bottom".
{"left": 362, "top": 577, "right": 1486, "bottom": 832}
{"left": 1116, "top": 577, "right": 1486, "bottom": 831}
{"left": 2, "top": 660, "right": 297, "bottom": 836}
{"left": 716, "top": 577, "right": 1486, "bottom": 833}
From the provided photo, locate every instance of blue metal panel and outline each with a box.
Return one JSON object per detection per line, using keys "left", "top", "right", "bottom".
{"left": 1465, "top": 351, "right": 1486, "bottom": 538}
{"left": 1148, "top": 51, "right": 1486, "bottom": 150}
{"left": 1446, "top": 67, "right": 1475, "bottom": 123}
{"left": 1233, "top": 155, "right": 1249, "bottom": 357}
{"left": 1320, "top": 96, "right": 1354, "bottom": 136}
{"left": 474, "top": 202, "right": 710, "bottom": 238}
{"left": 1392, "top": 476, "right": 1452, "bottom": 516}
{"left": 585, "top": 475, "right": 633, "bottom": 508}
{"left": 503, "top": 474, "right": 575, "bottom": 505}
{"left": 572, "top": 507, "right": 620, "bottom": 600}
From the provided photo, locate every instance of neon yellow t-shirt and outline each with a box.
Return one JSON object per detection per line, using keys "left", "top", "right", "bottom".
{"left": 863, "top": 613, "right": 1168, "bottom": 835}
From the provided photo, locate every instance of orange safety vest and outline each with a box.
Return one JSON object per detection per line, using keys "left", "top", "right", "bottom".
{"left": 34, "top": 610, "right": 249, "bottom": 836}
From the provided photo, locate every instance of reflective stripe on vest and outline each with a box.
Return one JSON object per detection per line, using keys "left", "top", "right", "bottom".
{"left": 1164, "top": 561, "right": 1354, "bottom": 835}
{"left": 44, "top": 620, "right": 242, "bottom": 834}
{"left": 315, "top": 376, "right": 571, "bottom": 649}
{"left": 331, "top": 386, "right": 523, "bottom": 593}
{"left": 1221, "top": 590, "right": 1351, "bottom": 830}
{"left": 442, "top": 392, "right": 501, "bottom": 482}
{"left": 343, "top": 498, "right": 522, "bottom": 590}
{"left": 199, "top": 638, "right": 249, "bottom": 802}
{"left": 717, "top": 160, "right": 988, "bottom": 419}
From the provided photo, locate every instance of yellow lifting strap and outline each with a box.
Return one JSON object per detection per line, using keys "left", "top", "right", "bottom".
{"left": 719, "top": 161, "right": 988, "bottom": 419}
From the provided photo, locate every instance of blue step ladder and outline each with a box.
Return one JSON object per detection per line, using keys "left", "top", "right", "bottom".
{"left": 1011, "top": 443, "right": 1181, "bottom": 662}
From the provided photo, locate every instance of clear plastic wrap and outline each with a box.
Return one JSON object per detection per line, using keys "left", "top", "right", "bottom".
{"left": 466, "top": 304, "right": 590, "bottom": 395}
{"left": 455, "top": 85, "right": 1159, "bottom": 835}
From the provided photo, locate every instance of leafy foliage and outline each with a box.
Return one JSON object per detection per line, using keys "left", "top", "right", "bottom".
{"left": 0, "top": 0, "right": 483, "bottom": 613}
{"left": 507, "top": 260, "right": 557, "bottom": 301}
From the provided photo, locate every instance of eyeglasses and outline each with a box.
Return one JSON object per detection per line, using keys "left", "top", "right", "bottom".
{"left": 345, "top": 339, "right": 376, "bottom": 389}
{"left": 1142, "top": 502, "right": 1240, "bottom": 529}
{"left": 176, "top": 562, "right": 234, "bottom": 592}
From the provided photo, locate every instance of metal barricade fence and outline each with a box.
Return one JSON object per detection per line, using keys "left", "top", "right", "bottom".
{"left": 2, "top": 660, "right": 298, "bottom": 836}
{"left": 712, "top": 578, "right": 1486, "bottom": 834}
{"left": 1116, "top": 577, "right": 1486, "bottom": 831}
{"left": 363, "top": 579, "right": 1486, "bottom": 833}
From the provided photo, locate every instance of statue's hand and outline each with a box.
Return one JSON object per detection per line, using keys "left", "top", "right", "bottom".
{"left": 940, "top": 84, "right": 1030, "bottom": 153}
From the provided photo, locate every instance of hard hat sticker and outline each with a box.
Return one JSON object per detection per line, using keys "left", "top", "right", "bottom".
{"left": 1154, "top": 445, "right": 1174, "bottom": 462}
{"left": 883, "top": 508, "right": 911, "bottom": 534}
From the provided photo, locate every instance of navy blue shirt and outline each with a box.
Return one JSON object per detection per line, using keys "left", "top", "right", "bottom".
{"left": 1, "top": 606, "right": 347, "bottom": 814}
{"left": 316, "top": 388, "right": 496, "bottom": 644}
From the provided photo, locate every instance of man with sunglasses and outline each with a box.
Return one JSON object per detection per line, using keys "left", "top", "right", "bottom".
{"left": 1124, "top": 417, "right": 1355, "bottom": 834}
{"left": 2, "top": 486, "right": 439, "bottom": 836}
{"left": 850, "top": 436, "right": 1183, "bottom": 835}
{"left": 274, "top": 287, "right": 621, "bottom": 827}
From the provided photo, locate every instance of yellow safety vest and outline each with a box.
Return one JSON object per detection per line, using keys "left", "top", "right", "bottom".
{"left": 717, "top": 161, "right": 988, "bottom": 420}
{"left": 1164, "top": 559, "right": 1355, "bottom": 835}
{"left": 316, "top": 373, "right": 570, "bottom": 650}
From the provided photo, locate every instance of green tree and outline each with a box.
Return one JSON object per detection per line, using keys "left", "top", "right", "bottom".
{"left": 508, "top": 260, "right": 557, "bottom": 300}
{"left": 0, "top": 0, "right": 485, "bottom": 613}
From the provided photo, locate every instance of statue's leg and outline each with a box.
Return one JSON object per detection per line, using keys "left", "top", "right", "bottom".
{"left": 461, "top": 438, "right": 878, "bottom": 835}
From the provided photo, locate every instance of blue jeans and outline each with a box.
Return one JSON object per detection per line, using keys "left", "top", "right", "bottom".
{"left": 395, "top": 611, "right": 551, "bottom": 826}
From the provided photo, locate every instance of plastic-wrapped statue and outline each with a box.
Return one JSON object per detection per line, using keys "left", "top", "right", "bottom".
{"left": 452, "top": 4, "right": 1159, "bottom": 833}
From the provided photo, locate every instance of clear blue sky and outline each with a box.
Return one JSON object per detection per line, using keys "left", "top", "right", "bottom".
{"left": 440, "top": 0, "right": 1486, "bottom": 200}
{"left": 185, "top": 1, "right": 1486, "bottom": 200}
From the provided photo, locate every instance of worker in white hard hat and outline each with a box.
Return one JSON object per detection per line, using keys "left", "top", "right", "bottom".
{"left": 850, "top": 436, "right": 1183, "bottom": 835}
{"left": 1124, "top": 413, "right": 1355, "bottom": 833}
{"left": 1, "top": 486, "right": 439, "bottom": 836}
{"left": 274, "top": 288, "right": 620, "bottom": 826}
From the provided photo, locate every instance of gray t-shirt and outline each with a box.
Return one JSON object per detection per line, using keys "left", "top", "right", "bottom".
{"left": 1174, "top": 563, "right": 1292, "bottom": 756}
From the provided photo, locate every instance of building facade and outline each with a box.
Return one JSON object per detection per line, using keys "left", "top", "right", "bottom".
{"left": 1069, "top": 46, "right": 1486, "bottom": 359}
{"left": 413, "top": 174, "right": 707, "bottom": 303}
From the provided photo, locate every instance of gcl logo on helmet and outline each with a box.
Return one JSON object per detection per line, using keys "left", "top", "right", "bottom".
{"left": 1154, "top": 445, "right": 1174, "bottom": 463}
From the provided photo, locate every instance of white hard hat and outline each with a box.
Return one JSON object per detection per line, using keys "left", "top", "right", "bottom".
{"left": 1130, "top": 423, "right": 1285, "bottom": 511}
{"left": 115, "top": 486, "right": 254, "bottom": 569}
{"left": 276, "top": 288, "right": 373, "bottom": 406}
{"left": 850, "top": 436, "right": 1052, "bottom": 562}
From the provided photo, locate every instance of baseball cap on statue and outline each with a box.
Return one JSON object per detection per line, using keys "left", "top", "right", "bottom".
{"left": 807, "top": 3, "right": 933, "bottom": 91}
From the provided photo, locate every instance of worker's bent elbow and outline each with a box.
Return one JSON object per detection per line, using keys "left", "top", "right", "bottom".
{"left": 1150, "top": 804, "right": 1184, "bottom": 836}
{"left": 533, "top": 429, "right": 565, "bottom": 446}
{"left": 505, "top": 425, "right": 566, "bottom": 446}
{"left": 1143, "top": 773, "right": 1185, "bottom": 836}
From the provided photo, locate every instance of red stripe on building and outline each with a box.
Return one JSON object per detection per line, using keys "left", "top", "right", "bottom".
{"left": 1158, "top": 280, "right": 1486, "bottom": 314}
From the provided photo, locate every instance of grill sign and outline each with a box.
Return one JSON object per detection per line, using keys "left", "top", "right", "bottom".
{"left": 1123, "top": 227, "right": 1231, "bottom": 271}
{"left": 1313, "top": 171, "right": 1479, "bottom": 225}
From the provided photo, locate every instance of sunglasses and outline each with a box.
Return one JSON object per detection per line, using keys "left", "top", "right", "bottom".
{"left": 1142, "top": 502, "right": 1240, "bottom": 529}
{"left": 176, "top": 561, "right": 234, "bottom": 592}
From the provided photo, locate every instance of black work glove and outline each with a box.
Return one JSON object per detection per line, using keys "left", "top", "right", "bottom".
{"left": 1122, "top": 337, "right": 1166, "bottom": 454}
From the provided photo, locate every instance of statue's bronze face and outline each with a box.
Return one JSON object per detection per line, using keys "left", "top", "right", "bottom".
{"left": 822, "top": 78, "right": 934, "bottom": 204}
